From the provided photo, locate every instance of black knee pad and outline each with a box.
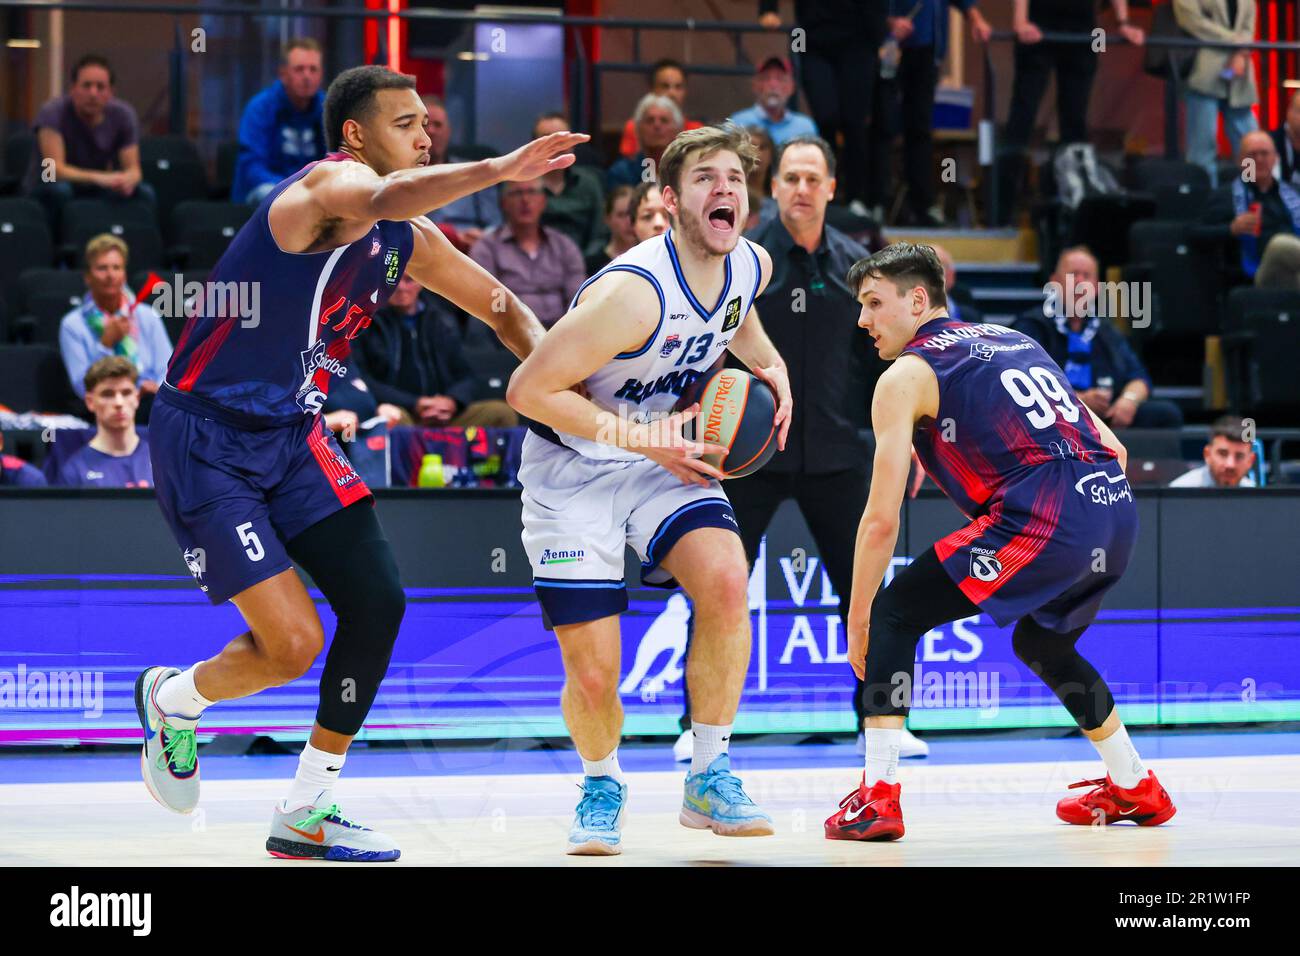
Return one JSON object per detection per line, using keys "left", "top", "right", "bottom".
{"left": 1012, "top": 621, "right": 1114, "bottom": 732}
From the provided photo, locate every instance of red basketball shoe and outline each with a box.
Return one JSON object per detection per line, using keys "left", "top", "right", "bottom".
{"left": 1056, "top": 770, "right": 1176, "bottom": 826}
{"left": 824, "top": 776, "right": 905, "bottom": 841}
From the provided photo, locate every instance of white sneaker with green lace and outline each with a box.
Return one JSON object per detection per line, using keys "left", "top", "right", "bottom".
{"left": 134, "top": 666, "right": 201, "bottom": 814}
{"left": 266, "top": 803, "right": 401, "bottom": 861}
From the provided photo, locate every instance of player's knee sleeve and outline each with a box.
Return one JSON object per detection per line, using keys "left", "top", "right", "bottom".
{"left": 287, "top": 504, "right": 407, "bottom": 737}
{"left": 1012, "top": 622, "right": 1114, "bottom": 732}
{"left": 861, "top": 587, "right": 922, "bottom": 719}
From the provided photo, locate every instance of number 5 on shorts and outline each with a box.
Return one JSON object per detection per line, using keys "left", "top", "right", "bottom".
{"left": 236, "top": 521, "right": 266, "bottom": 562}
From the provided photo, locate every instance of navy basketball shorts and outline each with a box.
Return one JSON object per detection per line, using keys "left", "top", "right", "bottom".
{"left": 932, "top": 461, "right": 1138, "bottom": 633}
{"left": 150, "top": 399, "right": 372, "bottom": 604}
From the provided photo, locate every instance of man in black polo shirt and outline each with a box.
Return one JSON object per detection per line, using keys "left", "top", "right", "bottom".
{"left": 673, "top": 136, "right": 927, "bottom": 761}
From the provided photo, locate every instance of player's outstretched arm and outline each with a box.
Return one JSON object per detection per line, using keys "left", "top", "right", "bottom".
{"left": 846, "top": 356, "right": 938, "bottom": 680}
{"left": 269, "top": 131, "right": 589, "bottom": 251}
{"left": 406, "top": 218, "right": 545, "bottom": 361}
{"left": 506, "top": 272, "right": 728, "bottom": 486}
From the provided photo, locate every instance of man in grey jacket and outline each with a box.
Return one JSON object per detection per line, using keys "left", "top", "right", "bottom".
{"left": 1175, "top": 0, "right": 1259, "bottom": 185}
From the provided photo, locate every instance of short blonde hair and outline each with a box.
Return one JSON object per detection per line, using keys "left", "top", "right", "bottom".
{"left": 657, "top": 122, "right": 758, "bottom": 195}
{"left": 84, "top": 233, "right": 128, "bottom": 270}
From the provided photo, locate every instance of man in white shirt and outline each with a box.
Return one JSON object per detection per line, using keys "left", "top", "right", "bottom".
{"left": 1169, "top": 415, "right": 1258, "bottom": 488}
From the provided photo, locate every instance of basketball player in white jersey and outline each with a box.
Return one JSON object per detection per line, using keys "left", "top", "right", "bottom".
{"left": 507, "top": 123, "right": 793, "bottom": 855}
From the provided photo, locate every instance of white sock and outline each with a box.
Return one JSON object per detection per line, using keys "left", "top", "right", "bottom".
{"left": 864, "top": 727, "right": 901, "bottom": 786}
{"left": 690, "top": 722, "right": 732, "bottom": 775}
{"left": 581, "top": 748, "right": 625, "bottom": 784}
{"left": 282, "top": 743, "right": 345, "bottom": 811}
{"left": 154, "top": 665, "right": 214, "bottom": 721}
{"left": 1091, "top": 723, "right": 1147, "bottom": 790}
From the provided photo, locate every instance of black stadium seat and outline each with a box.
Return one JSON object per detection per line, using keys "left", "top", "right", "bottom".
{"left": 61, "top": 198, "right": 165, "bottom": 271}
{"left": 169, "top": 200, "right": 253, "bottom": 269}
{"left": 214, "top": 140, "right": 240, "bottom": 200}
{"left": 0, "top": 217, "right": 55, "bottom": 316}
{"left": 0, "top": 196, "right": 48, "bottom": 230}
{"left": 0, "top": 344, "right": 78, "bottom": 414}
{"left": 141, "top": 135, "right": 209, "bottom": 227}
{"left": 1129, "top": 157, "right": 1210, "bottom": 195}
{"left": 20, "top": 289, "right": 84, "bottom": 345}
{"left": 15, "top": 267, "right": 85, "bottom": 314}
{"left": 1, "top": 131, "right": 36, "bottom": 197}
{"left": 1223, "top": 286, "right": 1300, "bottom": 418}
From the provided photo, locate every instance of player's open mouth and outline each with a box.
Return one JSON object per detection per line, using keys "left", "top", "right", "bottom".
{"left": 707, "top": 206, "right": 736, "bottom": 232}
{"left": 415, "top": 154, "right": 430, "bottom": 166}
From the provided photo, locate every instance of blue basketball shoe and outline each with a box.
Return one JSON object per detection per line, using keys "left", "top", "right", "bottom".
{"left": 680, "top": 754, "right": 774, "bottom": 836}
{"left": 567, "top": 776, "right": 627, "bottom": 856}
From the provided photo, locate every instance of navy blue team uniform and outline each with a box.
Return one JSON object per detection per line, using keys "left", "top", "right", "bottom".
{"left": 901, "top": 318, "right": 1137, "bottom": 632}
{"left": 151, "top": 153, "right": 413, "bottom": 603}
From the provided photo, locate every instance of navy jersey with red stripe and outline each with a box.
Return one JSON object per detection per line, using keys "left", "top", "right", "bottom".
{"left": 161, "top": 153, "right": 414, "bottom": 428}
{"left": 901, "top": 317, "right": 1118, "bottom": 521}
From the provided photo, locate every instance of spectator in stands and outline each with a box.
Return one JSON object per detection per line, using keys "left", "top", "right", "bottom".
{"left": 1175, "top": 0, "right": 1258, "bottom": 186}
{"left": 932, "top": 243, "right": 983, "bottom": 323}
{"left": 758, "top": 3, "right": 884, "bottom": 212}
{"left": 585, "top": 184, "right": 637, "bottom": 275}
{"left": 728, "top": 57, "right": 819, "bottom": 147}
{"left": 619, "top": 59, "right": 704, "bottom": 158}
{"left": 1169, "top": 415, "right": 1258, "bottom": 488}
{"left": 57, "top": 356, "right": 152, "bottom": 487}
{"left": 59, "top": 235, "right": 171, "bottom": 417}
{"left": 1201, "top": 131, "right": 1300, "bottom": 289}
{"left": 1016, "top": 246, "right": 1183, "bottom": 429}
{"left": 1269, "top": 90, "right": 1300, "bottom": 188}
{"left": 356, "top": 272, "right": 517, "bottom": 427}
{"left": 996, "top": 1, "right": 1145, "bottom": 224}
{"left": 422, "top": 95, "right": 501, "bottom": 246}
{"left": 27, "top": 53, "right": 154, "bottom": 222}
{"left": 608, "top": 94, "right": 683, "bottom": 190}
{"left": 470, "top": 178, "right": 585, "bottom": 329}
{"left": 629, "top": 181, "right": 670, "bottom": 241}
{"left": 230, "top": 38, "right": 326, "bottom": 204}
{"left": 532, "top": 111, "right": 605, "bottom": 251}
{"left": 872, "top": 2, "right": 992, "bottom": 226}
{"left": 0, "top": 433, "right": 46, "bottom": 487}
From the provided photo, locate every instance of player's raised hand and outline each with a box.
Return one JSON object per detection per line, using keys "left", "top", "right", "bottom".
{"left": 752, "top": 363, "right": 793, "bottom": 451}
{"left": 640, "top": 404, "right": 728, "bottom": 487}
{"left": 497, "top": 131, "right": 591, "bottom": 182}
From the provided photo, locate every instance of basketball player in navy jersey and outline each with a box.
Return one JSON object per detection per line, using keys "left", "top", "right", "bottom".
{"left": 135, "top": 65, "right": 586, "bottom": 861}
{"left": 824, "top": 243, "right": 1175, "bottom": 841}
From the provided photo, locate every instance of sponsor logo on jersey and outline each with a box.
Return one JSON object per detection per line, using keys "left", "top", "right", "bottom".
{"left": 299, "top": 341, "right": 349, "bottom": 380}
{"left": 331, "top": 452, "right": 360, "bottom": 487}
{"left": 370, "top": 237, "right": 381, "bottom": 256}
{"left": 969, "top": 548, "right": 1002, "bottom": 582}
{"left": 721, "top": 296, "right": 743, "bottom": 332}
{"left": 612, "top": 366, "right": 707, "bottom": 404}
{"left": 660, "top": 334, "right": 683, "bottom": 358}
{"left": 540, "top": 547, "right": 585, "bottom": 566}
{"left": 384, "top": 248, "right": 401, "bottom": 285}
{"left": 969, "top": 340, "right": 1034, "bottom": 361}
{"left": 1074, "top": 470, "right": 1134, "bottom": 506}
{"left": 669, "top": 312, "right": 690, "bottom": 322}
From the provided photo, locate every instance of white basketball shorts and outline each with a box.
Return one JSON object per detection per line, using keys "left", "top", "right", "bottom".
{"left": 518, "top": 428, "right": 739, "bottom": 627}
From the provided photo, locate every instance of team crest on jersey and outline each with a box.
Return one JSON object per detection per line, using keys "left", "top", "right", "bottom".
{"left": 660, "top": 334, "right": 683, "bottom": 358}
{"left": 721, "top": 296, "right": 743, "bottom": 332}
{"left": 370, "top": 237, "right": 381, "bottom": 256}
{"left": 383, "top": 248, "right": 400, "bottom": 285}
{"left": 970, "top": 342, "right": 995, "bottom": 361}
{"left": 969, "top": 547, "right": 1002, "bottom": 582}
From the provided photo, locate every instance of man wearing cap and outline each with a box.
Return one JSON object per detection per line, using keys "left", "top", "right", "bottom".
{"left": 728, "top": 57, "right": 819, "bottom": 147}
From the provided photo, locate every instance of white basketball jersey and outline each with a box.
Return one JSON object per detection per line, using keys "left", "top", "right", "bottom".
{"left": 553, "top": 229, "right": 764, "bottom": 461}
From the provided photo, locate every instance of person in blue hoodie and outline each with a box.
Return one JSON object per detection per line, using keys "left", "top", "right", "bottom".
{"left": 231, "top": 38, "right": 326, "bottom": 204}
